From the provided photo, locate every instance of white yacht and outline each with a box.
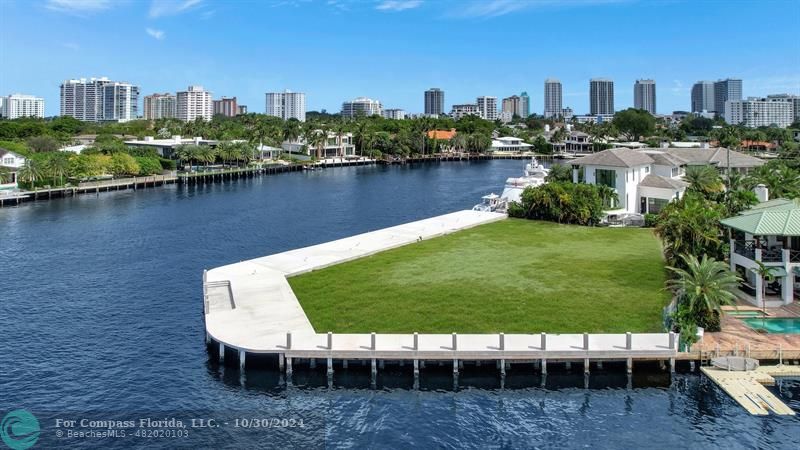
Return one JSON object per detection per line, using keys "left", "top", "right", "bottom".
{"left": 473, "top": 157, "right": 550, "bottom": 212}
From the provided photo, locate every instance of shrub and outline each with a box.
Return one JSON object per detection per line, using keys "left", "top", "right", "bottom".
{"left": 516, "top": 182, "right": 604, "bottom": 225}
{"left": 135, "top": 157, "right": 163, "bottom": 175}
{"left": 643, "top": 213, "right": 659, "bottom": 228}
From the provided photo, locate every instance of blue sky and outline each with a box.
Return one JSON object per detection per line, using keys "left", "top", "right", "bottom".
{"left": 1, "top": 0, "right": 799, "bottom": 117}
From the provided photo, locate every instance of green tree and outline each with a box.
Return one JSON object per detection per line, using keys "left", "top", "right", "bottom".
{"left": 612, "top": 108, "right": 656, "bottom": 141}
{"left": 667, "top": 254, "right": 739, "bottom": 333}
{"left": 26, "top": 135, "right": 60, "bottom": 153}
{"left": 17, "top": 158, "right": 42, "bottom": 188}
{"left": 654, "top": 192, "right": 726, "bottom": 268}
{"left": 108, "top": 152, "right": 140, "bottom": 176}
{"left": 46, "top": 152, "right": 70, "bottom": 186}
{"left": 684, "top": 165, "right": 724, "bottom": 198}
{"left": 545, "top": 163, "right": 572, "bottom": 182}
{"left": 744, "top": 161, "right": 800, "bottom": 198}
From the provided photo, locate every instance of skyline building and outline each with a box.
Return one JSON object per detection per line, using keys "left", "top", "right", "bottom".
{"left": 714, "top": 78, "right": 742, "bottom": 116}
{"left": 589, "top": 78, "right": 614, "bottom": 115}
{"left": 213, "top": 97, "right": 238, "bottom": 117}
{"left": 424, "top": 88, "right": 444, "bottom": 116}
{"left": 266, "top": 90, "right": 306, "bottom": 122}
{"left": 691, "top": 81, "right": 715, "bottom": 113}
{"left": 544, "top": 78, "right": 562, "bottom": 118}
{"left": 766, "top": 94, "right": 800, "bottom": 121}
{"left": 450, "top": 103, "right": 480, "bottom": 120}
{"left": 1, "top": 94, "right": 45, "bottom": 119}
{"left": 520, "top": 92, "right": 530, "bottom": 118}
{"left": 176, "top": 85, "right": 212, "bottom": 122}
{"left": 501, "top": 94, "right": 528, "bottom": 118}
{"left": 476, "top": 96, "right": 497, "bottom": 121}
{"left": 143, "top": 93, "right": 176, "bottom": 120}
{"left": 341, "top": 97, "right": 382, "bottom": 118}
{"left": 382, "top": 108, "right": 406, "bottom": 120}
{"left": 633, "top": 79, "right": 656, "bottom": 114}
{"left": 60, "top": 77, "right": 138, "bottom": 122}
{"left": 724, "top": 96, "right": 793, "bottom": 128}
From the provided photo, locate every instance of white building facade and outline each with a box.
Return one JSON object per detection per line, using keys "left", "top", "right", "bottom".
{"left": 176, "top": 86, "right": 212, "bottom": 122}
{"left": 341, "top": 97, "right": 382, "bottom": 118}
{"left": 544, "top": 79, "right": 562, "bottom": 118}
{"left": 450, "top": 104, "right": 480, "bottom": 120}
{"left": 725, "top": 97, "right": 794, "bottom": 128}
{"left": 382, "top": 108, "right": 406, "bottom": 120}
{"left": 0, "top": 149, "right": 26, "bottom": 189}
{"left": 1, "top": 94, "right": 45, "bottom": 119}
{"left": 143, "top": 93, "right": 177, "bottom": 120}
{"left": 60, "top": 77, "right": 138, "bottom": 122}
{"left": 265, "top": 90, "right": 306, "bottom": 122}
{"left": 476, "top": 96, "right": 497, "bottom": 121}
{"left": 766, "top": 94, "right": 800, "bottom": 122}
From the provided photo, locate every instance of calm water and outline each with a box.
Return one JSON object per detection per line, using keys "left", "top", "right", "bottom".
{"left": 2, "top": 160, "right": 798, "bottom": 449}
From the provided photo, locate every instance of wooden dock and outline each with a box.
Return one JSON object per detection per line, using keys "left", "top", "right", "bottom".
{"left": 701, "top": 365, "right": 797, "bottom": 415}
{"left": 0, "top": 174, "right": 176, "bottom": 206}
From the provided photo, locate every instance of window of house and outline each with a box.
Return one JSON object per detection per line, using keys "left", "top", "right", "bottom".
{"left": 645, "top": 166, "right": 650, "bottom": 174}
{"left": 647, "top": 197, "right": 669, "bottom": 214}
{"left": 595, "top": 169, "right": 616, "bottom": 188}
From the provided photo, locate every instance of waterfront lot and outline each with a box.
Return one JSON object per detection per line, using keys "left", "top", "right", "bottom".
{"left": 290, "top": 219, "right": 669, "bottom": 333}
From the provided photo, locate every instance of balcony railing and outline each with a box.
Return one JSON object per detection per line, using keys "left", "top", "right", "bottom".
{"left": 791, "top": 249, "right": 800, "bottom": 263}
{"left": 734, "top": 240, "right": 756, "bottom": 260}
{"left": 761, "top": 248, "right": 784, "bottom": 263}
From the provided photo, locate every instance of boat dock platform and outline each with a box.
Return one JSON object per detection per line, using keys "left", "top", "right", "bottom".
{"left": 204, "top": 210, "right": 680, "bottom": 379}
{"left": 701, "top": 365, "right": 799, "bottom": 415}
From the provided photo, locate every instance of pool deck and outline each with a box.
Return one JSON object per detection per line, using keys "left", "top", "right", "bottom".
{"left": 204, "top": 210, "right": 679, "bottom": 372}
{"left": 685, "top": 302, "right": 800, "bottom": 361}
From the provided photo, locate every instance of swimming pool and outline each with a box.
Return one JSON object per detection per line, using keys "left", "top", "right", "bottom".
{"left": 727, "top": 310, "right": 767, "bottom": 318}
{"left": 742, "top": 317, "right": 800, "bottom": 333}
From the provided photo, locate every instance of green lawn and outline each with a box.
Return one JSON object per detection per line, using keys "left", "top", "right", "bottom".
{"left": 289, "top": 219, "right": 670, "bottom": 334}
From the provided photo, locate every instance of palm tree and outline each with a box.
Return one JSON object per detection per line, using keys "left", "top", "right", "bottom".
{"left": 667, "top": 254, "right": 740, "bottom": 332}
{"left": 595, "top": 184, "right": 619, "bottom": 209}
{"left": 713, "top": 126, "right": 741, "bottom": 185}
{"left": 654, "top": 192, "right": 725, "bottom": 268}
{"left": 545, "top": 163, "right": 573, "bottom": 183}
{"left": 752, "top": 261, "right": 779, "bottom": 330}
{"left": 198, "top": 146, "right": 217, "bottom": 168}
{"left": 309, "top": 129, "right": 328, "bottom": 159}
{"left": 216, "top": 142, "right": 238, "bottom": 167}
{"left": 452, "top": 133, "right": 466, "bottom": 153}
{"left": 684, "top": 165, "right": 723, "bottom": 198}
{"left": 17, "top": 159, "right": 42, "bottom": 189}
{"left": 332, "top": 122, "right": 347, "bottom": 158}
{"left": 0, "top": 166, "right": 12, "bottom": 184}
{"left": 48, "top": 153, "right": 70, "bottom": 186}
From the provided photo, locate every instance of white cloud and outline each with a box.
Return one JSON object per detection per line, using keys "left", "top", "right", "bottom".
{"left": 456, "top": 0, "right": 628, "bottom": 19}
{"left": 376, "top": 0, "right": 422, "bottom": 11}
{"left": 45, "top": 0, "right": 112, "bottom": 14}
{"left": 146, "top": 28, "right": 166, "bottom": 40}
{"left": 149, "top": 0, "right": 203, "bottom": 18}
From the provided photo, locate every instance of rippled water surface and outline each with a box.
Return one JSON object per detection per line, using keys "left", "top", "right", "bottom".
{"left": 2, "top": 160, "right": 799, "bottom": 449}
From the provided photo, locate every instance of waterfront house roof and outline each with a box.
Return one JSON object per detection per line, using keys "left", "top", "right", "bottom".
{"left": 638, "top": 174, "right": 689, "bottom": 190}
{"left": 427, "top": 129, "right": 457, "bottom": 140}
{"left": 720, "top": 199, "right": 800, "bottom": 236}
{"left": 571, "top": 148, "right": 654, "bottom": 168}
{"left": 656, "top": 147, "right": 764, "bottom": 169}
{"left": 643, "top": 151, "right": 688, "bottom": 168}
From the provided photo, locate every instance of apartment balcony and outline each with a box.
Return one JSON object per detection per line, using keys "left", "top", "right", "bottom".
{"left": 732, "top": 240, "right": 799, "bottom": 264}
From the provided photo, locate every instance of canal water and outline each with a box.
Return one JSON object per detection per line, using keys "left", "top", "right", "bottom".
{"left": 2, "top": 160, "right": 798, "bottom": 449}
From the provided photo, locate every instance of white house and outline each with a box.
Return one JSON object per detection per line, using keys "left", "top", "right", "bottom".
{"left": 489, "top": 137, "right": 533, "bottom": 153}
{"left": 0, "top": 149, "right": 27, "bottom": 190}
{"left": 282, "top": 131, "right": 355, "bottom": 158}
{"left": 571, "top": 147, "right": 764, "bottom": 214}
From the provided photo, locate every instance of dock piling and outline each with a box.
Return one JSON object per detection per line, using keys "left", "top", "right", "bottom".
{"left": 239, "top": 350, "right": 246, "bottom": 371}
{"left": 499, "top": 333, "right": 505, "bottom": 351}
{"left": 584, "top": 332, "right": 589, "bottom": 350}
{"left": 541, "top": 358, "right": 547, "bottom": 374}
{"left": 413, "top": 332, "right": 418, "bottom": 350}
{"left": 626, "top": 332, "right": 632, "bottom": 350}
{"left": 327, "top": 357, "right": 333, "bottom": 376}
{"left": 286, "top": 332, "right": 292, "bottom": 349}
{"left": 218, "top": 342, "right": 225, "bottom": 364}
{"left": 626, "top": 358, "right": 633, "bottom": 374}
{"left": 327, "top": 331, "right": 333, "bottom": 350}
{"left": 541, "top": 332, "right": 547, "bottom": 350}
{"left": 452, "top": 333, "right": 457, "bottom": 351}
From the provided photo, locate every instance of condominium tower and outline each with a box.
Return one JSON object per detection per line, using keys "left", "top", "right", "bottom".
{"left": 713, "top": 79, "right": 742, "bottom": 116}
{"left": 143, "top": 93, "right": 177, "bottom": 120}
{"left": 724, "top": 97, "right": 794, "bottom": 128}
{"left": 589, "top": 78, "right": 614, "bottom": 115}
{"left": 341, "top": 97, "right": 382, "bottom": 118}
{"left": 767, "top": 94, "right": 800, "bottom": 121}
{"left": 633, "top": 79, "right": 656, "bottom": 115}
{"left": 450, "top": 104, "right": 480, "bottom": 120}
{"left": 213, "top": 97, "right": 238, "bottom": 117}
{"left": 176, "top": 85, "right": 212, "bottom": 122}
{"left": 382, "top": 108, "right": 406, "bottom": 120}
{"left": 60, "top": 77, "right": 139, "bottom": 122}
{"left": 265, "top": 90, "right": 306, "bottom": 122}
{"left": 476, "top": 96, "right": 497, "bottom": 121}
{"left": 544, "top": 79, "right": 562, "bottom": 119}
{"left": 1, "top": 94, "right": 45, "bottom": 119}
{"left": 691, "top": 81, "right": 715, "bottom": 113}
{"left": 501, "top": 95, "right": 528, "bottom": 118}
{"left": 424, "top": 88, "right": 445, "bottom": 116}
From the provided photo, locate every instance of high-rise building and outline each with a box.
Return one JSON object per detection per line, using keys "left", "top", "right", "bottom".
{"left": 450, "top": 104, "right": 480, "bottom": 120}
{"left": 766, "top": 94, "right": 800, "bottom": 122}
{"left": 382, "top": 108, "right": 406, "bottom": 120}
{"left": 501, "top": 94, "right": 529, "bottom": 118}
{"left": 213, "top": 97, "right": 238, "bottom": 117}
{"left": 60, "top": 77, "right": 138, "bottom": 122}
{"left": 691, "top": 81, "right": 715, "bottom": 113}
{"left": 176, "top": 85, "right": 212, "bottom": 122}
{"left": 633, "top": 79, "right": 656, "bottom": 115}
{"left": 143, "top": 93, "right": 177, "bottom": 120}
{"left": 476, "top": 96, "right": 497, "bottom": 121}
{"left": 725, "top": 97, "right": 794, "bottom": 128}
{"left": 519, "top": 92, "right": 530, "bottom": 118}
{"left": 1, "top": 94, "right": 45, "bottom": 119}
{"left": 544, "top": 79, "right": 562, "bottom": 119}
{"left": 102, "top": 82, "right": 139, "bottom": 122}
{"left": 237, "top": 105, "right": 248, "bottom": 115}
{"left": 589, "top": 78, "right": 614, "bottom": 115}
{"left": 341, "top": 97, "right": 382, "bottom": 118}
{"left": 714, "top": 79, "right": 742, "bottom": 116}
{"left": 424, "top": 88, "right": 444, "bottom": 116}
{"left": 265, "top": 90, "right": 306, "bottom": 122}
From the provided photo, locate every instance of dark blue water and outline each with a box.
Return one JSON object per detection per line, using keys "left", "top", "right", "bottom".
{"left": 2, "top": 161, "right": 798, "bottom": 449}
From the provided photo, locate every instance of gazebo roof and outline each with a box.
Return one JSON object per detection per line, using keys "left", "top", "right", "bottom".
{"left": 720, "top": 198, "right": 800, "bottom": 236}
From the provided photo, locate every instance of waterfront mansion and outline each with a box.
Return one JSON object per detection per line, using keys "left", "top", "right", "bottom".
{"left": 571, "top": 147, "right": 765, "bottom": 215}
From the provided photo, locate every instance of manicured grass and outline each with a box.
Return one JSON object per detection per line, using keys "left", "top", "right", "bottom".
{"left": 289, "top": 219, "right": 670, "bottom": 334}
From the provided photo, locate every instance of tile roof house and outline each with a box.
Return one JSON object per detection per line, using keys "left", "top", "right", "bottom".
{"left": 570, "top": 147, "right": 764, "bottom": 214}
